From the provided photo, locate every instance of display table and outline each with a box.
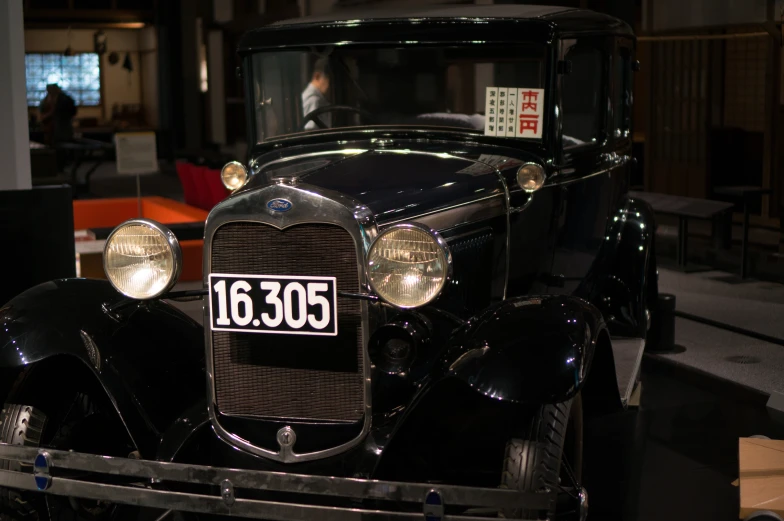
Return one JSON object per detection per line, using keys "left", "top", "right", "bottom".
{"left": 630, "top": 190, "right": 734, "bottom": 271}
{"left": 74, "top": 197, "right": 207, "bottom": 281}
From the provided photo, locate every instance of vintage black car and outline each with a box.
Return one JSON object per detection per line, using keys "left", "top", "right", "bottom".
{"left": 0, "top": 5, "right": 657, "bottom": 521}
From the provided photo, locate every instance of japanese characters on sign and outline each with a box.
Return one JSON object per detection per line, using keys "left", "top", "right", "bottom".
{"left": 484, "top": 87, "right": 498, "bottom": 136}
{"left": 484, "top": 87, "right": 545, "bottom": 140}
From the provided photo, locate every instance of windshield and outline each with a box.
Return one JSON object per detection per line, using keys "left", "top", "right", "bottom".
{"left": 249, "top": 44, "right": 547, "bottom": 143}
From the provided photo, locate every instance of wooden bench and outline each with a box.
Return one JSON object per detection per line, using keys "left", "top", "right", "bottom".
{"left": 629, "top": 191, "right": 734, "bottom": 270}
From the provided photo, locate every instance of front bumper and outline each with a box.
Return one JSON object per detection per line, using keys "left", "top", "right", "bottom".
{"left": 0, "top": 443, "right": 550, "bottom": 521}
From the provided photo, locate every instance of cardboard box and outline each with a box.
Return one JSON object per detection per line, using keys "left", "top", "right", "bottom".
{"left": 739, "top": 437, "right": 784, "bottom": 518}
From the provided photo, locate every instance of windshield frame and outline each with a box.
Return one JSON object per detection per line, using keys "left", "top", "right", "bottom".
{"left": 242, "top": 41, "right": 558, "bottom": 153}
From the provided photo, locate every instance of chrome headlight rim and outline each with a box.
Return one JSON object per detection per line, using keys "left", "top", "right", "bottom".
{"left": 367, "top": 222, "right": 453, "bottom": 309}
{"left": 516, "top": 161, "right": 546, "bottom": 193}
{"left": 103, "top": 218, "right": 183, "bottom": 300}
{"left": 221, "top": 161, "right": 249, "bottom": 191}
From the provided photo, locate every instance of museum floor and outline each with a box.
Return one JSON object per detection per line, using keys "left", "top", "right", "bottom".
{"left": 585, "top": 265, "right": 784, "bottom": 521}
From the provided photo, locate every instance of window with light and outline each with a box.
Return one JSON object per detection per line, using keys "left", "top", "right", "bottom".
{"left": 25, "top": 53, "right": 101, "bottom": 107}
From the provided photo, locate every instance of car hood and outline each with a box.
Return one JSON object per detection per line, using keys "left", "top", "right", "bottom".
{"left": 248, "top": 145, "right": 532, "bottom": 226}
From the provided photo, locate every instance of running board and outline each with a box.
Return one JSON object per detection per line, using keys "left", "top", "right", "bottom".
{"left": 610, "top": 337, "right": 646, "bottom": 407}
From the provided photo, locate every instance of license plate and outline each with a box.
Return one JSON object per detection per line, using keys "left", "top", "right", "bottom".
{"left": 208, "top": 274, "right": 338, "bottom": 336}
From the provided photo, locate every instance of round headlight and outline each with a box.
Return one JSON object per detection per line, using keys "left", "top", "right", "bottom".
{"left": 367, "top": 224, "right": 451, "bottom": 308}
{"left": 516, "top": 163, "right": 546, "bottom": 192}
{"left": 103, "top": 219, "right": 182, "bottom": 300}
{"left": 221, "top": 161, "right": 248, "bottom": 191}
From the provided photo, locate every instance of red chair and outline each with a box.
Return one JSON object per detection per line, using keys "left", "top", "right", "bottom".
{"left": 202, "top": 167, "right": 230, "bottom": 209}
{"left": 175, "top": 162, "right": 199, "bottom": 208}
{"left": 189, "top": 165, "right": 211, "bottom": 211}
{"left": 176, "top": 162, "right": 230, "bottom": 211}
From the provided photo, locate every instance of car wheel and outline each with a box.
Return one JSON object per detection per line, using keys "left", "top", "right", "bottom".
{"left": 744, "top": 512, "right": 784, "bottom": 521}
{"left": 0, "top": 404, "right": 46, "bottom": 520}
{"left": 0, "top": 382, "right": 140, "bottom": 521}
{"left": 499, "top": 394, "right": 583, "bottom": 520}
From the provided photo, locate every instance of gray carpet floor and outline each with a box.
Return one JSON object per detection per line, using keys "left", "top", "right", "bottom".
{"left": 659, "top": 267, "right": 784, "bottom": 342}
{"left": 650, "top": 318, "right": 784, "bottom": 396}
{"left": 654, "top": 268, "right": 784, "bottom": 396}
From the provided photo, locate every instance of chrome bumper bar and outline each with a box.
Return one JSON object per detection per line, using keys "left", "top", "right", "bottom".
{"left": 0, "top": 443, "right": 551, "bottom": 520}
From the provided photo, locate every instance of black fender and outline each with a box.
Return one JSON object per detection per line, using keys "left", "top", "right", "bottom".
{"left": 442, "top": 295, "right": 614, "bottom": 405}
{"left": 0, "top": 279, "right": 206, "bottom": 457}
{"left": 576, "top": 195, "right": 657, "bottom": 338}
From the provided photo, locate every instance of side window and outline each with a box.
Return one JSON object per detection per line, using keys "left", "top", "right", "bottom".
{"left": 613, "top": 47, "right": 632, "bottom": 137}
{"left": 561, "top": 40, "right": 605, "bottom": 149}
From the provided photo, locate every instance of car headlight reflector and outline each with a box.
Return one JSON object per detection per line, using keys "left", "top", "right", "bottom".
{"left": 103, "top": 219, "right": 182, "bottom": 300}
{"left": 367, "top": 224, "right": 451, "bottom": 308}
{"left": 516, "top": 162, "right": 546, "bottom": 192}
{"left": 221, "top": 161, "right": 248, "bottom": 191}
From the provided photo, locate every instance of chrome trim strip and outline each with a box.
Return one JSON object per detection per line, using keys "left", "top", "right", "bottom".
{"left": 203, "top": 182, "right": 377, "bottom": 463}
{"left": 509, "top": 192, "right": 534, "bottom": 215}
{"left": 0, "top": 444, "right": 550, "bottom": 510}
{"left": 548, "top": 155, "right": 629, "bottom": 187}
{"left": 492, "top": 165, "right": 512, "bottom": 301}
{"left": 0, "top": 471, "right": 541, "bottom": 521}
{"left": 0, "top": 471, "right": 533, "bottom": 521}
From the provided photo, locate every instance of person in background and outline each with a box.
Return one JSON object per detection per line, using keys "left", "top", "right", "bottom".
{"left": 39, "top": 83, "right": 76, "bottom": 146}
{"left": 301, "top": 58, "right": 331, "bottom": 130}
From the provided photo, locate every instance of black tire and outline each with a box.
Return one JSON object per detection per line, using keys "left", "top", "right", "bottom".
{"left": 0, "top": 371, "right": 138, "bottom": 521}
{"left": 499, "top": 394, "right": 582, "bottom": 519}
{"left": 0, "top": 404, "right": 47, "bottom": 520}
{"left": 744, "top": 512, "right": 784, "bottom": 521}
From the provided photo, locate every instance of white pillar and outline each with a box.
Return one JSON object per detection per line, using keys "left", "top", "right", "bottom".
{"left": 0, "top": 0, "right": 31, "bottom": 191}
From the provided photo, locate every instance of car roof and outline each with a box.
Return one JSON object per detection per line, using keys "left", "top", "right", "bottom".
{"left": 238, "top": 5, "right": 633, "bottom": 52}
{"left": 269, "top": 4, "right": 576, "bottom": 26}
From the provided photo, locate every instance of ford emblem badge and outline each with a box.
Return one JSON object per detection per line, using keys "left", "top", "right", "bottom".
{"left": 267, "top": 199, "right": 292, "bottom": 212}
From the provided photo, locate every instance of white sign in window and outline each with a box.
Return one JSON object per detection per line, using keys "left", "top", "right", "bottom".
{"left": 484, "top": 87, "right": 545, "bottom": 140}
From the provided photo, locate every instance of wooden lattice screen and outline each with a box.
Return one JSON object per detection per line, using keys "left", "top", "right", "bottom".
{"left": 724, "top": 36, "right": 768, "bottom": 133}
{"left": 645, "top": 32, "right": 775, "bottom": 219}
{"left": 647, "top": 38, "right": 713, "bottom": 197}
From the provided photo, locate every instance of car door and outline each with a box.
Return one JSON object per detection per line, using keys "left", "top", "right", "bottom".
{"left": 548, "top": 36, "right": 628, "bottom": 296}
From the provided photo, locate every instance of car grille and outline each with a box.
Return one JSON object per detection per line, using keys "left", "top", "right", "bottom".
{"left": 210, "top": 222, "right": 365, "bottom": 423}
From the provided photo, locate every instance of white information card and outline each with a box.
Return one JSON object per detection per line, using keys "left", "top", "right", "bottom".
{"left": 484, "top": 87, "right": 545, "bottom": 140}
{"left": 115, "top": 132, "right": 159, "bottom": 175}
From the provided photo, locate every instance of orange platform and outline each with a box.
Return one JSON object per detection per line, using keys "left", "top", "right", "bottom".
{"left": 74, "top": 197, "right": 207, "bottom": 282}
